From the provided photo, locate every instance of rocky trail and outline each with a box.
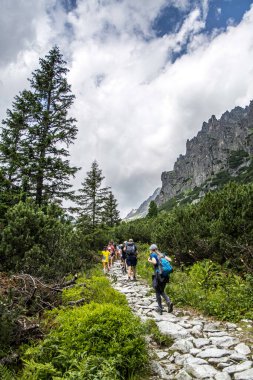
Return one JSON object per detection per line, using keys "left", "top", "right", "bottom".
{"left": 110, "top": 261, "right": 253, "bottom": 380}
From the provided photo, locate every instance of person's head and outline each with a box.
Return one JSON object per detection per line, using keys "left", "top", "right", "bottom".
{"left": 149, "top": 244, "right": 158, "bottom": 251}
{"left": 128, "top": 238, "right": 133, "bottom": 243}
{"left": 103, "top": 246, "right": 108, "bottom": 250}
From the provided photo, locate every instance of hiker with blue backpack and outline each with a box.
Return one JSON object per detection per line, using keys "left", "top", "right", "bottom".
{"left": 148, "top": 244, "right": 173, "bottom": 315}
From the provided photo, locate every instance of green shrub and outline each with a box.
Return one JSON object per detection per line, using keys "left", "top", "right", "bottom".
{"left": 0, "top": 298, "right": 19, "bottom": 359}
{"left": 169, "top": 260, "right": 253, "bottom": 321}
{"left": 62, "top": 275, "right": 128, "bottom": 307}
{"left": 20, "top": 303, "right": 148, "bottom": 380}
{"left": 0, "top": 202, "right": 94, "bottom": 280}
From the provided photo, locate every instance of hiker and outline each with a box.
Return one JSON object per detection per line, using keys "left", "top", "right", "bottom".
{"left": 148, "top": 244, "right": 173, "bottom": 315}
{"left": 102, "top": 246, "right": 110, "bottom": 273}
{"left": 120, "top": 243, "right": 127, "bottom": 274}
{"left": 108, "top": 241, "right": 116, "bottom": 267}
{"left": 125, "top": 238, "right": 138, "bottom": 280}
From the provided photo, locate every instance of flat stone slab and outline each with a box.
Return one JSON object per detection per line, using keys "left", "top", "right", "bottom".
{"left": 234, "top": 368, "right": 253, "bottom": 380}
{"left": 223, "top": 361, "right": 253, "bottom": 375}
{"left": 209, "top": 336, "right": 240, "bottom": 348}
{"left": 197, "top": 348, "right": 232, "bottom": 359}
{"left": 185, "top": 363, "right": 218, "bottom": 379}
{"left": 234, "top": 343, "right": 251, "bottom": 355}
{"left": 193, "top": 338, "right": 210, "bottom": 348}
{"left": 157, "top": 320, "right": 191, "bottom": 339}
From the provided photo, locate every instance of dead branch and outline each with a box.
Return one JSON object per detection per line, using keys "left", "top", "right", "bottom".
{"left": 0, "top": 353, "right": 19, "bottom": 365}
{"left": 60, "top": 274, "right": 78, "bottom": 288}
{"left": 67, "top": 298, "right": 85, "bottom": 306}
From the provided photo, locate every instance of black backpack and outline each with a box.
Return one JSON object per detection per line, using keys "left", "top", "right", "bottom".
{"left": 125, "top": 244, "right": 136, "bottom": 256}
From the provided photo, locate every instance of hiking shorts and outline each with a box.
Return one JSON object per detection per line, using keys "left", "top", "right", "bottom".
{"left": 126, "top": 256, "right": 137, "bottom": 267}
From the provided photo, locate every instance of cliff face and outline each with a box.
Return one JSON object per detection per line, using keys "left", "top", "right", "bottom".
{"left": 156, "top": 101, "right": 253, "bottom": 205}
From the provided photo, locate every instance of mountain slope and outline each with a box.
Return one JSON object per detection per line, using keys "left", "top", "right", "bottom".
{"left": 124, "top": 187, "right": 161, "bottom": 220}
{"left": 156, "top": 100, "right": 253, "bottom": 206}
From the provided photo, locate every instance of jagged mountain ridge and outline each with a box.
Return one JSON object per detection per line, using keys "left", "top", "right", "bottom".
{"left": 124, "top": 187, "right": 161, "bottom": 220}
{"left": 156, "top": 100, "right": 253, "bottom": 206}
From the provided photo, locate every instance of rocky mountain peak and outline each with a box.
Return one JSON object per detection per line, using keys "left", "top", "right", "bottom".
{"left": 156, "top": 100, "right": 253, "bottom": 205}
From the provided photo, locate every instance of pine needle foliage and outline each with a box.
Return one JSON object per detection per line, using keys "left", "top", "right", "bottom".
{"left": 77, "top": 161, "right": 110, "bottom": 228}
{"left": 0, "top": 46, "right": 79, "bottom": 207}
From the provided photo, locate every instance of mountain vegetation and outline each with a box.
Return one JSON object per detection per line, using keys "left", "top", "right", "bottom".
{"left": 0, "top": 46, "right": 253, "bottom": 379}
{"left": 0, "top": 47, "right": 122, "bottom": 377}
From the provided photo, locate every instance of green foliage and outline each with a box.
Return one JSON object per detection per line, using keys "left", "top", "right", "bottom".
{"left": 0, "top": 365, "right": 16, "bottom": 380}
{"left": 102, "top": 191, "right": 121, "bottom": 227}
{"left": 147, "top": 201, "right": 158, "bottom": 218}
{"left": 0, "top": 201, "right": 94, "bottom": 280}
{"left": 0, "top": 46, "right": 79, "bottom": 207}
{"left": 62, "top": 275, "right": 127, "bottom": 307}
{"left": 168, "top": 260, "right": 253, "bottom": 321}
{"left": 0, "top": 298, "right": 19, "bottom": 358}
{"left": 20, "top": 303, "right": 148, "bottom": 379}
{"left": 228, "top": 150, "right": 249, "bottom": 169}
{"left": 134, "top": 244, "right": 154, "bottom": 285}
{"left": 114, "top": 182, "right": 253, "bottom": 274}
{"left": 209, "top": 170, "right": 232, "bottom": 187}
{"left": 77, "top": 161, "right": 110, "bottom": 229}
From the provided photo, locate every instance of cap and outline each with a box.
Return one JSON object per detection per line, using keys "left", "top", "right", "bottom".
{"left": 149, "top": 244, "right": 158, "bottom": 250}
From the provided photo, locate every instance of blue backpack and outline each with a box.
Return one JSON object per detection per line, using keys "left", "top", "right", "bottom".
{"left": 158, "top": 256, "right": 173, "bottom": 278}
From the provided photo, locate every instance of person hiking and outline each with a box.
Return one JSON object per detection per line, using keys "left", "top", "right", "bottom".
{"left": 102, "top": 246, "right": 110, "bottom": 274}
{"left": 125, "top": 238, "right": 138, "bottom": 280}
{"left": 148, "top": 244, "right": 173, "bottom": 315}
{"left": 108, "top": 241, "right": 115, "bottom": 268}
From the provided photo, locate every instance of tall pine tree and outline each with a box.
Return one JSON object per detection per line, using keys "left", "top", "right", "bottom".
{"left": 147, "top": 200, "right": 158, "bottom": 218}
{"left": 0, "top": 46, "right": 79, "bottom": 206}
{"left": 77, "top": 161, "right": 110, "bottom": 228}
{"left": 102, "top": 191, "right": 121, "bottom": 227}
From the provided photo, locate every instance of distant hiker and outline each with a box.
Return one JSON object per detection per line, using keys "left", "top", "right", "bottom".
{"left": 148, "top": 244, "right": 173, "bottom": 315}
{"left": 120, "top": 243, "right": 127, "bottom": 274}
{"left": 102, "top": 246, "right": 110, "bottom": 274}
{"left": 125, "top": 238, "right": 138, "bottom": 280}
{"left": 108, "top": 241, "right": 116, "bottom": 267}
{"left": 116, "top": 243, "right": 122, "bottom": 260}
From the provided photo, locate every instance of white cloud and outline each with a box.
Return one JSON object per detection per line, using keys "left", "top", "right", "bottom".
{"left": 1, "top": 1, "right": 253, "bottom": 217}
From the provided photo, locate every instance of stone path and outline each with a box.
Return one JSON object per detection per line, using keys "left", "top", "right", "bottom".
{"left": 110, "top": 262, "right": 253, "bottom": 380}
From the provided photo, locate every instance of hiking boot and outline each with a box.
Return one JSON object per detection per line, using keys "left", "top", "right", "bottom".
{"left": 155, "top": 307, "right": 163, "bottom": 315}
{"left": 133, "top": 276, "right": 137, "bottom": 281}
{"left": 167, "top": 302, "right": 173, "bottom": 313}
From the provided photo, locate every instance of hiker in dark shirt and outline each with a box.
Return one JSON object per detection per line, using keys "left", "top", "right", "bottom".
{"left": 125, "top": 238, "right": 138, "bottom": 280}
{"left": 148, "top": 244, "right": 173, "bottom": 315}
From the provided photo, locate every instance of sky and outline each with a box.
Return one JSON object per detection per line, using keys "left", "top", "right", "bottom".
{"left": 1, "top": 0, "right": 253, "bottom": 217}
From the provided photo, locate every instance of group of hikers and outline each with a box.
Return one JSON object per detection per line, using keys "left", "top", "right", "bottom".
{"left": 102, "top": 239, "right": 173, "bottom": 315}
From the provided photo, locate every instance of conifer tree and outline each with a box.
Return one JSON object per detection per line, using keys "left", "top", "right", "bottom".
{"left": 102, "top": 191, "right": 121, "bottom": 227}
{"left": 77, "top": 161, "right": 110, "bottom": 228}
{"left": 0, "top": 46, "right": 79, "bottom": 206}
{"left": 147, "top": 200, "right": 158, "bottom": 218}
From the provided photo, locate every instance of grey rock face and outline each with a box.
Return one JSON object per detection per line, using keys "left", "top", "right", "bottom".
{"left": 124, "top": 187, "right": 161, "bottom": 220}
{"left": 156, "top": 101, "right": 253, "bottom": 206}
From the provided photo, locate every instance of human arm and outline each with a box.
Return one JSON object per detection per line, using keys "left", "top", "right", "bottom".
{"left": 148, "top": 253, "right": 158, "bottom": 265}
